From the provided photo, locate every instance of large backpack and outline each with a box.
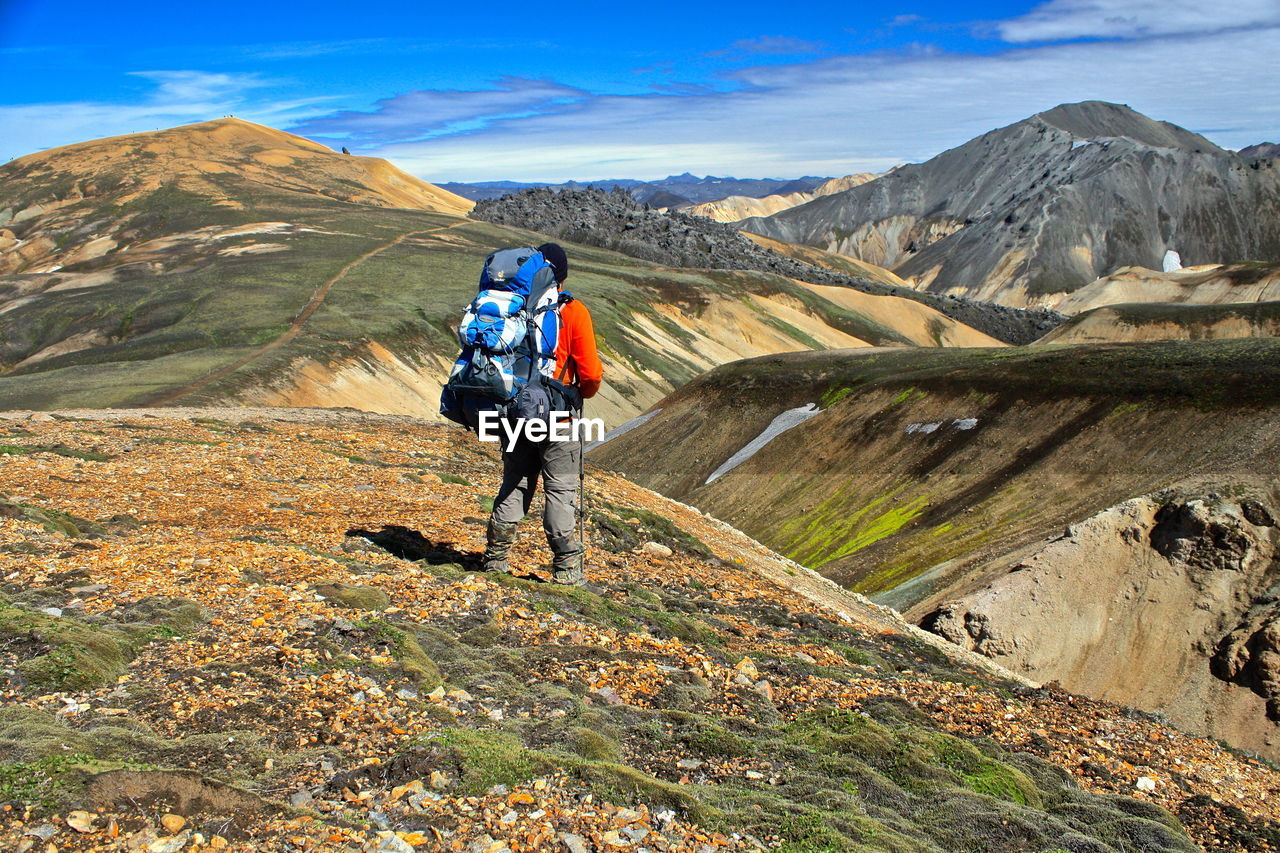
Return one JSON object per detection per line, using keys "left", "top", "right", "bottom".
{"left": 440, "top": 247, "right": 579, "bottom": 431}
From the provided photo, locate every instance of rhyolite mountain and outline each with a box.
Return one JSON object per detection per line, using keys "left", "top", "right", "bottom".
{"left": 741, "top": 101, "right": 1280, "bottom": 309}
{"left": 688, "top": 174, "right": 878, "bottom": 222}
{"left": 439, "top": 173, "right": 831, "bottom": 206}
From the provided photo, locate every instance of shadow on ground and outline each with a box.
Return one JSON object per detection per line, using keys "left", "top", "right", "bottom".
{"left": 346, "top": 525, "right": 480, "bottom": 568}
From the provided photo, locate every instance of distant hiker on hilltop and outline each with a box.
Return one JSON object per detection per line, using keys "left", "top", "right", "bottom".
{"left": 440, "top": 243, "right": 603, "bottom": 585}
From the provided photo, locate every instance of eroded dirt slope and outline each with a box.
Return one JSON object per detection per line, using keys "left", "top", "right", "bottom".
{"left": 923, "top": 492, "right": 1280, "bottom": 759}
{"left": 1, "top": 409, "right": 1276, "bottom": 851}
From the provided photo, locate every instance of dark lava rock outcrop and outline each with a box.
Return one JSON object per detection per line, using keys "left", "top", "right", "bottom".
{"left": 473, "top": 186, "right": 1064, "bottom": 344}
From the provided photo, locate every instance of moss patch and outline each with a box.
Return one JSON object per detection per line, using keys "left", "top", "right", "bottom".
{"left": 0, "top": 499, "right": 107, "bottom": 538}
{"left": 0, "top": 599, "right": 136, "bottom": 690}
{"left": 314, "top": 581, "right": 392, "bottom": 611}
{"left": 590, "top": 499, "right": 712, "bottom": 557}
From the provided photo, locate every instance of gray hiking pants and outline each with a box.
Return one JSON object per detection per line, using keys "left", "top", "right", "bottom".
{"left": 492, "top": 433, "right": 581, "bottom": 544}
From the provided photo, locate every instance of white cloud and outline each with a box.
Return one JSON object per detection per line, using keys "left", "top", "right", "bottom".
{"left": 292, "top": 76, "right": 588, "bottom": 144}
{"left": 357, "top": 26, "right": 1280, "bottom": 181}
{"left": 998, "top": 0, "right": 1280, "bottom": 42}
{"left": 5, "top": 12, "right": 1279, "bottom": 182}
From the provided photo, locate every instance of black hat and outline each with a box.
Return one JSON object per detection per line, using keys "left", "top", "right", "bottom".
{"left": 538, "top": 242, "right": 569, "bottom": 283}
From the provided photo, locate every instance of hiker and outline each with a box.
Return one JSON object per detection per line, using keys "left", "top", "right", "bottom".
{"left": 485, "top": 243, "right": 601, "bottom": 584}
{"left": 439, "top": 243, "right": 602, "bottom": 585}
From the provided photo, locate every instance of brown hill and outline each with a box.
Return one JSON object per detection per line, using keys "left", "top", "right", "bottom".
{"left": 0, "top": 118, "right": 471, "bottom": 277}
{"left": 1052, "top": 261, "right": 1280, "bottom": 313}
{"left": 0, "top": 120, "right": 1007, "bottom": 428}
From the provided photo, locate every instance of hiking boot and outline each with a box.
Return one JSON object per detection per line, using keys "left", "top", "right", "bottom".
{"left": 548, "top": 534, "right": 586, "bottom": 586}
{"left": 483, "top": 519, "right": 518, "bottom": 574}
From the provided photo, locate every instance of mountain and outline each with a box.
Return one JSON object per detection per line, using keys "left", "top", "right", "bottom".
{"left": 472, "top": 187, "right": 1065, "bottom": 344}
{"left": 742, "top": 101, "right": 1280, "bottom": 309}
{"left": 0, "top": 120, "right": 1000, "bottom": 426}
{"left": 439, "top": 174, "right": 831, "bottom": 205}
{"left": 637, "top": 189, "right": 693, "bottom": 209}
{"left": 0, "top": 117, "right": 472, "bottom": 278}
{"left": 1240, "top": 142, "right": 1280, "bottom": 159}
{"left": 688, "top": 174, "right": 877, "bottom": 223}
{"left": 591, "top": 340, "right": 1280, "bottom": 759}
{"left": 439, "top": 178, "right": 645, "bottom": 201}
{"left": 0, "top": 406, "right": 1275, "bottom": 852}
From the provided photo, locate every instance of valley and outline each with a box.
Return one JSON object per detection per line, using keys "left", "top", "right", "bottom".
{"left": 591, "top": 341, "right": 1280, "bottom": 757}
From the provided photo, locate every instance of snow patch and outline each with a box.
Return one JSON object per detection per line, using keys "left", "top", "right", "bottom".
{"left": 705, "top": 403, "right": 823, "bottom": 485}
{"left": 586, "top": 408, "right": 662, "bottom": 451}
{"left": 212, "top": 222, "right": 295, "bottom": 240}
{"left": 906, "top": 418, "right": 978, "bottom": 434}
{"left": 1162, "top": 249, "right": 1183, "bottom": 272}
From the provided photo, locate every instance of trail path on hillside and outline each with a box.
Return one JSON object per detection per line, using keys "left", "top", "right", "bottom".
{"left": 145, "top": 223, "right": 464, "bottom": 406}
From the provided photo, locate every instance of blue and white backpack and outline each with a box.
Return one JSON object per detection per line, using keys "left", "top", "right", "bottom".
{"left": 440, "top": 247, "right": 579, "bottom": 430}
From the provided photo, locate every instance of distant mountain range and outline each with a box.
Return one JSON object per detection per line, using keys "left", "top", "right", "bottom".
{"left": 742, "top": 101, "right": 1280, "bottom": 309}
{"left": 687, "top": 174, "right": 878, "bottom": 222}
{"left": 438, "top": 173, "right": 831, "bottom": 206}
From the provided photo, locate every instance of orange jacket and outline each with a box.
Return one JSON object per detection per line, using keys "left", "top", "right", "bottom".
{"left": 554, "top": 296, "right": 602, "bottom": 399}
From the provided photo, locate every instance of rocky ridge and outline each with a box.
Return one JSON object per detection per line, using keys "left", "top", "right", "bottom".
{"left": 472, "top": 187, "right": 1064, "bottom": 344}
{"left": 440, "top": 176, "right": 830, "bottom": 206}
{"left": 1240, "top": 143, "right": 1280, "bottom": 159}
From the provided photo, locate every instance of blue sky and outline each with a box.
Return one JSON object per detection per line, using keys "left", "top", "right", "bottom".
{"left": 2, "top": 0, "right": 1278, "bottom": 181}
